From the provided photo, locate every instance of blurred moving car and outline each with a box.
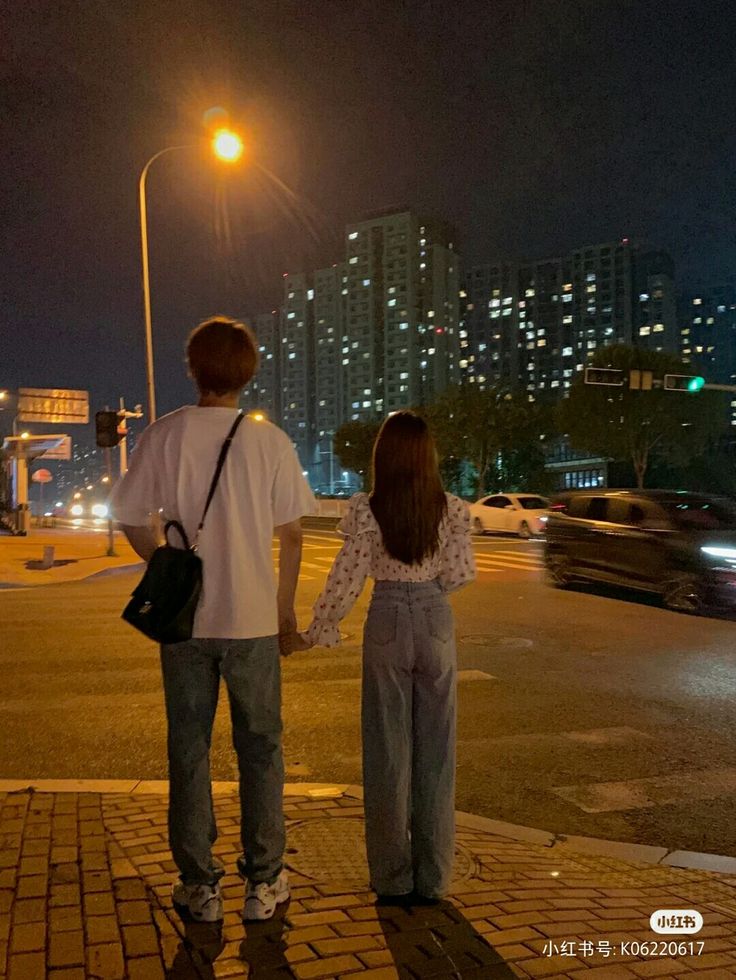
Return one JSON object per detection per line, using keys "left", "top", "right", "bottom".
{"left": 544, "top": 489, "right": 736, "bottom": 613}
{"left": 469, "top": 493, "right": 550, "bottom": 538}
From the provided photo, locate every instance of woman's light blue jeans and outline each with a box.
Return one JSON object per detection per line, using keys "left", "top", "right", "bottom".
{"left": 362, "top": 579, "right": 457, "bottom": 898}
{"left": 160, "top": 636, "right": 285, "bottom": 887}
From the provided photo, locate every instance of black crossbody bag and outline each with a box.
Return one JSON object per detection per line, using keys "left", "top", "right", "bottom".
{"left": 122, "top": 411, "right": 246, "bottom": 644}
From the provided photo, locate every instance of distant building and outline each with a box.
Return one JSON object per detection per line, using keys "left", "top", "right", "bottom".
{"left": 680, "top": 279, "right": 736, "bottom": 427}
{"left": 279, "top": 274, "right": 314, "bottom": 467}
{"left": 344, "top": 210, "right": 461, "bottom": 420}
{"left": 242, "top": 312, "right": 280, "bottom": 421}
{"left": 460, "top": 240, "right": 678, "bottom": 397}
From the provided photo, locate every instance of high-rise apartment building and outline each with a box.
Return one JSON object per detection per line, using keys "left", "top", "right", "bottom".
{"left": 313, "top": 263, "right": 347, "bottom": 488}
{"left": 680, "top": 280, "right": 736, "bottom": 427}
{"left": 279, "top": 273, "right": 314, "bottom": 466}
{"left": 343, "top": 210, "right": 461, "bottom": 420}
{"left": 461, "top": 241, "right": 677, "bottom": 396}
{"left": 241, "top": 312, "right": 280, "bottom": 420}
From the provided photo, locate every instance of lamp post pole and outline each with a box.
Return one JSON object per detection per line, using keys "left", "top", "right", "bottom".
{"left": 138, "top": 145, "right": 192, "bottom": 425}
{"left": 138, "top": 128, "right": 244, "bottom": 425}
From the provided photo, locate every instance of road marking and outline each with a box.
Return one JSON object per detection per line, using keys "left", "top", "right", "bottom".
{"left": 475, "top": 559, "right": 542, "bottom": 571}
{"left": 553, "top": 766, "right": 736, "bottom": 813}
{"left": 458, "top": 669, "right": 497, "bottom": 681}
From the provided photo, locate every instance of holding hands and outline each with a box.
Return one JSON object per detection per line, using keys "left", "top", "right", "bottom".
{"left": 277, "top": 608, "right": 314, "bottom": 657}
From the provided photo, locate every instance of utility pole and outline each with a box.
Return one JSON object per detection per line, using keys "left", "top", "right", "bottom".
{"left": 117, "top": 399, "right": 144, "bottom": 477}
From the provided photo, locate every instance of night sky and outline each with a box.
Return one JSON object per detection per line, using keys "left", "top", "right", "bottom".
{"left": 3, "top": 0, "right": 736, "bottom": 424}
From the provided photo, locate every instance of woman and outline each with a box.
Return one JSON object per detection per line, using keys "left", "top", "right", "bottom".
{"left": 299, "top": 411, "right": 476, "bottom": 903}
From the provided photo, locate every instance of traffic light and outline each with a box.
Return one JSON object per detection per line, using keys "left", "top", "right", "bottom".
{"left": 664, "top": 374, "right": 706, "bottom": 393}
{"left": 584, "top": 367, "right": 624, "bottom": 386}
{"left": 95, "top": 410, "right": 122, "bottom": 448}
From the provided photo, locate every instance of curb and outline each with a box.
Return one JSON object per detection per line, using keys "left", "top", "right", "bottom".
{"left": 5, "top": 778, "right": 735, "bottom": 877}
{"left": 0, "top": 561, "right": 145, "bottom": 591}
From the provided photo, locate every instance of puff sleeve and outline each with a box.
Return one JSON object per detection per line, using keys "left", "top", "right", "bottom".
{"left": 438, "top": 495, "right": 476, "bottom": 593}
{"left": 303, "top": 493, "right": 374, "bottom": 647}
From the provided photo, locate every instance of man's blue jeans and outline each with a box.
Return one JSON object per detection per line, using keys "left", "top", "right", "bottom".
{"left": 362, "top": 580, "right": 457, "bottom": 898}
{"left": 160, "top": 636, "right": 284, "bottom": 887}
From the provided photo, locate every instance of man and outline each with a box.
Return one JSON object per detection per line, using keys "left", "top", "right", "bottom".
{"left": 111, "top": 316, "right": 314, "bottom": 923}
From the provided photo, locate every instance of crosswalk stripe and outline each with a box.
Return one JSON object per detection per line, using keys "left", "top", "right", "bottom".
{"left": 475, "top": 559, "right": 542, "bottom": 570}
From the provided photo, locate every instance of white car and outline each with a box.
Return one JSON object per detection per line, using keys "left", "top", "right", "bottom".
{"left": 469, "top": 493, "right": 550, "bottom": 538}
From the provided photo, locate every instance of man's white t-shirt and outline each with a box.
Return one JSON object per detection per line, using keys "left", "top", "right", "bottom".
{"left": 110, "top": 407, "right": 315, "bottom": 639}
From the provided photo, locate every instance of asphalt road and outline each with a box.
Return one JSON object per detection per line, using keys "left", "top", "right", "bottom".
{"left": 3, "top": 530, "right": 736, "bottom": 857}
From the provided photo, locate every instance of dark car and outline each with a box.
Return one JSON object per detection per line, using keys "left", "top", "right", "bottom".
{"left": 544, "top": 489, "right": 736, "bottom": 613}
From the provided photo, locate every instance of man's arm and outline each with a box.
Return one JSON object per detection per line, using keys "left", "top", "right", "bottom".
{"left": 275, "top": 518, "right": 303, "bottom": 650}
{"left": 121, "top": 524, "right": 159, "bottom": 563}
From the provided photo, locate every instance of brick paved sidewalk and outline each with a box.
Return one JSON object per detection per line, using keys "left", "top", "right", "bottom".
{"left": 2, "top": 783, "right": 736, "bottom": 979}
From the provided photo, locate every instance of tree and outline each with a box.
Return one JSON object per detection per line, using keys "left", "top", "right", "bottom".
{"left": 558, "top": 345, "right": 728, "bottom": 489}
{"left": 333, "top": 419, "right": 381, "bottom": 489}
{"left": 421, "top": 385, "right": 555, "bottom": 498}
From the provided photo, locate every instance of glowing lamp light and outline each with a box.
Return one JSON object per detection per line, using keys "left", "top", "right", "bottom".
{"left": 250, "top": 412, "right": 265, "bottom": 422}
{"left": 91, "top": 504, "right": 109, "bottom": 518}
{"left": 688, "top": 376, "right": 705, "bottom": 392}
{"left": 20, "top": 431, "right": 30, "bottom": 439}
{"left": 212, "top": 128, "right": 243, "bottom": 163}
{"left": 435, "top": 327, "right": 444, "bottom": 334}
{"left": 70, "top": 504, "right": 84, "bottom": 517}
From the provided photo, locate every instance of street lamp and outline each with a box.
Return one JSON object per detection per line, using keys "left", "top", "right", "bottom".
{"left": 138, "top": 126, "right": 244, "bottom": 423}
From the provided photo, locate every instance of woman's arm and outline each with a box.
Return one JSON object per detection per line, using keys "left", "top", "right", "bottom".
{"left": 302, "top": 498, "right": 372, "bottom": 647}
{"left": 438, "top": 497, "right": 476, "bottom": 592}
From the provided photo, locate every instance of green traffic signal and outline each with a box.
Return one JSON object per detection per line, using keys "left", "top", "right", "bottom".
{"left": 687, "top": 376, "right": 705, "bottom": 392}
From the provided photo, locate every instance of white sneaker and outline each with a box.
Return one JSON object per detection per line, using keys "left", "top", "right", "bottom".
{"left": 243, "top": 870, "right": 289, "bottom": 921}
{"left": 172, "top": 882, "right": 224, "bottom": 922}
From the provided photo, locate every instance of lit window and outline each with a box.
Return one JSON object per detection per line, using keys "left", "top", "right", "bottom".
{"left": 349, "top": 256, "right": 358, "bottom": 265}
{"left": 307, "top": 289, "right": 314, "bottom": 300}
{"left": 693, "top": 297, "right": 702, "bottom": 305}
{"left": 562, "top": 346, "right": 573, "bottom": 356}
{"left": 639, "top": 293, "right": 649, "bottom": 301}
{"left": 490, "top": 299, "right": 500, "bottom": 308}
{"left": 287, "top": 312, "right": 295, "bottom": 319}
{"left": 525, "top": 288, "right": 535, "bottom": 298}
{"left": 363, "top": 278, "right": 371, "bottom": 287}
{"left": 349, "top": 231, "right": 358, "bottom": 240}
{"left": 639, "top": 326, "right": 651, "bottom": 336}
{"left": 562, "top": 294, "right": 572, "bottom": 303}
{"left": 563, "top": 315, "right": 573, "bottom": 324}
{"left": 399, "top": 322, "right": 409, "bottom": 330}
{"left": 652, "top": 323, "right": 664, "bottom": 333}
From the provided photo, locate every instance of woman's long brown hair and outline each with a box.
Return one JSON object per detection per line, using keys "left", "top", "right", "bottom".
{"left": 369, "top": 411, "right": 448, "bottom": 565}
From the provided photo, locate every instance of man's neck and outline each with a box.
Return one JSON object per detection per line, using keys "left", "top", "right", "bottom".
{"left": 197, "top": 391, "right": 241, "bottom": 409}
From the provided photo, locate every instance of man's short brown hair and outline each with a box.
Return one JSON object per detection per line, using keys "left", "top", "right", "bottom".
{"left": 186, "top": 317, "right": 258, "bottom": 395}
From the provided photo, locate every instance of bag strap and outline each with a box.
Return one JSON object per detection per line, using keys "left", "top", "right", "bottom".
{"left": 192, "top": 411, "right": 246, "bottom": 550}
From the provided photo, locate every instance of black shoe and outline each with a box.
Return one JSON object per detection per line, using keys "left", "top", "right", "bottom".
{"left": 408, "top": 892, "right": 441, "bottom": 906}
{"left": 375, "top": 893, "right": 413, "bottom": 907}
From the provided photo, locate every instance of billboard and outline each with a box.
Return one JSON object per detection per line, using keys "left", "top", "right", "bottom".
{"left": 17, "top": 388, "right": 89, "bottom": 424}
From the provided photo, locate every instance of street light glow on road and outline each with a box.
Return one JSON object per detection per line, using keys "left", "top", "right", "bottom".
{"left": 212, "top": 128, "right": 244, "bottom": 162}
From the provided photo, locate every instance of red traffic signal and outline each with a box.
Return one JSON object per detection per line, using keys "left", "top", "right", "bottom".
{"left": 95, "top": 411, "right": 122, "bottom": 448}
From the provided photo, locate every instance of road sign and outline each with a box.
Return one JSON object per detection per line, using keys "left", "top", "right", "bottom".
{"left": 32, "top": 469, "right": 53, "bottom": 484}
{"left": 17, "top": 388, "right": 89, "bottom": 424}
{"left": 584, "top": 367, "right": 624, "bottom": 386}
{"left": 39, "top": 435, "right": 72, "bottom": 460}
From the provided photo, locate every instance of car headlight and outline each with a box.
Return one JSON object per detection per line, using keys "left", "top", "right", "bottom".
{"left": 701, "top": 545, "right": 736, "bottom": 560}
{"left": 70, "top": 504, "right": 84, "bottom": 517}
{"left": 91, "top": 504, "right": 109, "bottom": 518}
